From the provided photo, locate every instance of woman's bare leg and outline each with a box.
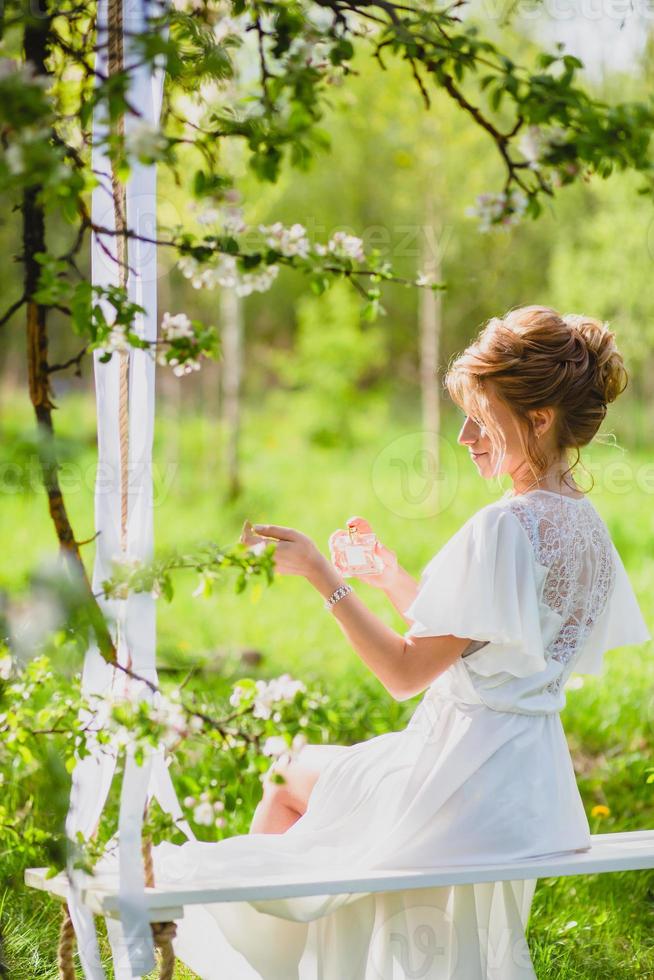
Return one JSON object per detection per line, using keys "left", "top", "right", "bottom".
{"left": 249, "top": 756, "right": 322, "bottom": 835}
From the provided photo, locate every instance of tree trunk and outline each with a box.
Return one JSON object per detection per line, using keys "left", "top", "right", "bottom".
{"left": 22, "top": 7, "right": 115, "bottom": 662}
{"left": 220, "top": 287, "right": 243, "bottom": 502}
{"left": 419, "top": 190, "right": 443, "bottom": 509}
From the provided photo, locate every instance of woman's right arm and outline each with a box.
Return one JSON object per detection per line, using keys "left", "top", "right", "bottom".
{"left": 379, "top": 566, "right": 421, "bottom": 625}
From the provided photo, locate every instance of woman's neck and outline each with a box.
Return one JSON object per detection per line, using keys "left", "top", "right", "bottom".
{"left": 510, "top": 462, "right": 581, "bottom": 497}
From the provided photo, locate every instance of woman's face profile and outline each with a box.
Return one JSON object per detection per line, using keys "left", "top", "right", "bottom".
{"left": 456, "top": 386, "right": 554, "bottom": 483}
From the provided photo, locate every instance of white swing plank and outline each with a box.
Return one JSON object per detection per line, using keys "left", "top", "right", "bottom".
{"left": 24, "top": 868, "right": 184, "bottom": 923}
{"left": 25, "top": 830, "right": 654, "bottom": 918}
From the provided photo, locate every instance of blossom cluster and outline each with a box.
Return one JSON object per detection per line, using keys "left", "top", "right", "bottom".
{"left": 89, "top": 686, "right": 204, "bottom": 756}
{"left": 178, "top": 218, "right": 368, "bottom": 300}
{"left": 286, "top": 35, "right": 349, "bottom": 86}
{"left": 103, "top": 324, "right": 131, "bottom": 355}
{"left": 259, "top": 221, "right": 311, "bottom": 258}
{"left": 262, "top": 731, "right": 307, "bottom": 760}
{"left": 517, "top": 124, "right": 568, "bottom": 170}
{"left": 158, "top": 312, "right": 202, "bottom": 376}
{"left": 124, "top": 121, "right": 168, "bottom": 164}
{"left": 229, "top": 673, "right": 307, "bottom": 720}
{"left": 465, "top": 187, "right": 528, "bottom": 232}
{"left": 150, "top": 689, "right": 204, "bottom": 750}
{"left": 184, "top": 792, "right": 226, "bottom": 828}
{"left": 323, "top": 230, "right": 366, "bottom": 262}
{"left": 178, "top": 253, "right": 280, "bottom": 297}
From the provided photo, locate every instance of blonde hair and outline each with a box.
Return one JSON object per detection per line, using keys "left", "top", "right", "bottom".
{"left": 444, "top": 305, "right": 628, "bottom": 493}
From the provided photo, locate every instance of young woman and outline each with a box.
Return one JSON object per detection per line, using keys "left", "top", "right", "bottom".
{"left": 155, "top": 305, "right": 650, "bottom": 980}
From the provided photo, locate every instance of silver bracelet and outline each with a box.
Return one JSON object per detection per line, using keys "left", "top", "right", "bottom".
{"left": 324, "top": 583, "right": 353, "bottom": 611}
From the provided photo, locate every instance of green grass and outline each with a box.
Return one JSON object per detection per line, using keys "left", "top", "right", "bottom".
{"left": 1, "top": 387, "right": 653, "bottom": 978}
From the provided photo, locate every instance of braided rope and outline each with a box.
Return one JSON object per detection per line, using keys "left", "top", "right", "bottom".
{"left": 57, "top": 905, "right": 76, "bottom": 979}
{"left": 107, "top": 1, "right": 177, "bottom": 973}
{"left": 58, "top": 0, "right": 177, "bottom": 980}
{"left": 56, "top": 1, "right": 176, "bottom": 977}
{"left": 57, "top": 1, "right": 129, "bottom": 973}
{"left": 107, "top": 0, "right": 130, "bottom": 555}
{"left": 143, "top": 836, "right": 177, "bottom": 980}
{"left": 108, "top": 2, "right": 176, "bottom": 968}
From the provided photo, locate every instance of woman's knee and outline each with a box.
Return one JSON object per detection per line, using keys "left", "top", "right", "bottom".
{"left": 263, "top": 755, "right": 318, "bottom": 813}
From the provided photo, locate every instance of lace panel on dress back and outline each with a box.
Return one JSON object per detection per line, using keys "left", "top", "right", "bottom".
{"left": 506, "top": 494, "right": 616, "bottom": 691}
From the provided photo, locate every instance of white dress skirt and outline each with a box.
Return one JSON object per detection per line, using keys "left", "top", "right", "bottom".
{"left": 153, "top": 490, "right": 650, "bottom": 980}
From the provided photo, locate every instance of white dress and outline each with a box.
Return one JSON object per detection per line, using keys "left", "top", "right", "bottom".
{"left": 153, "top": 488, "right": 650, "bottom": 980}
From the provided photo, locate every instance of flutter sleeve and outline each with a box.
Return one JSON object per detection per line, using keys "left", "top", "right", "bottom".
{"left": 573, "top": 541, "right": 650, "bottom": 675}
{"left": 402, "top": 504, "right": 562, "bottom": 679}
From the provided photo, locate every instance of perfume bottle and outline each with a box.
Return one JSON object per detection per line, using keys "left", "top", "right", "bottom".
{"left": 330, "top": 521, "right": 385, "bottom": 577}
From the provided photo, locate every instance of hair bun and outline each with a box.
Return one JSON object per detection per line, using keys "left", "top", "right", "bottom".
{"left": 562, "top": 314, "right": 627, "bottom": 405}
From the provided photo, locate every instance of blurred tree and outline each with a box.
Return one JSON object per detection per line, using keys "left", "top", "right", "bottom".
{"left": 267, "top": 279, "right": 387, "bottom": 449}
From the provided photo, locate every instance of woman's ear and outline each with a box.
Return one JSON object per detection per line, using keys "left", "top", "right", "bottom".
{"left": 529, "top": 406, "right": 555, "bottom": 440}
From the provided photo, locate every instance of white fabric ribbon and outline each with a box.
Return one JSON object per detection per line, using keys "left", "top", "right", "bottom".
{"left": 64, "top": 2, "right": 194, "bottom": 977}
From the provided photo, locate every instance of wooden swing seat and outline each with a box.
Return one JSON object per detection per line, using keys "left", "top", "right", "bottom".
{"left": 25, "top": 828, "right": 654, "bottom": 924}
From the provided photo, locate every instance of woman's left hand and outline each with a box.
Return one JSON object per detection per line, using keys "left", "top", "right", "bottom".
{"left": 251, "top": 523, "right": 327, "bottom": 579}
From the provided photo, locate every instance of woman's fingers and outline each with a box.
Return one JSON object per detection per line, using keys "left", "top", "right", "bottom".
{"left": 345, "top": 515, "right": 373, "bottom": 534}
{"left": 252, "top": 524, "right": 298, "bottom": 541}
{"left": 328, "top": 528, "right": 345, "bottom": 548}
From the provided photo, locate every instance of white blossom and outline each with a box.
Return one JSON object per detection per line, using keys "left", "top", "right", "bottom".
{"left": 5, "top": 144, "right": 24, "bottom": 175}
{"left": 262, "top": 735, "right": 289, "bottom": 757}
{"left": 0, "top": 655, "right": 12, "bottom": 680}
{"left": 151, "top": 698, "right": 186, "bottom": 744}
{"left": 197, "top": 207, "right": 221, "bottom": 226}
{"left": 177, "top": 253, "right": 279, "bottom": 297}
{"left": 229, "top": 683, "right": 248, "bottom": 708}
{"left": 104, "top": 324, "right": 131, "bottom": 355}
{"left": 518, "top": 124, "right": 568, "bottom": 170}
{"left": 192, "top": 792, "right": 226, "bottom": 826}
{"left": 465, "top": 188, "right": 528, "bottom": 233}
{"left": 259, "top": 221, "right": 311, "bottom": 259}
{"left": 222, "top": 209, "right": 247, "bottom": 235}
{"left": 6, "top": 590, "right": 63, "bottom": 659}
{"left": 252, "top": 673, "right": 307, "bottom": 719}
{"left": 161, "top": 311, "right": 194, "bottom": 341}
{"left": 291, "top": 733, "right": 308, "bottom": 755}
{"left": 235, "top": 265, "right": 279, "bottom": 296}
{"left": 172, "top": 358, "right": 201, "bottom": 377}
{"left": 327, "top": 231, "right": 365, "bottom": 262}
{"left": 193, "top": 801, "right": 215, "bottom": 826}
{"left": 214, "top": 16, "right": 241, "bottom": 43}
{"left": 124, "top": 121, "right": 167, "bottom": 162}
{"left": 188, "top": 713, "right": 204, "bottom": 733}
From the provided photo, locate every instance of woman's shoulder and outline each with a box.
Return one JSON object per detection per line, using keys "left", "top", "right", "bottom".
{"left": 458, "top": 496, "right": 531, "bottom": 538}
{"left": 427, "top": 499, "right": 534, "bottom": 571}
